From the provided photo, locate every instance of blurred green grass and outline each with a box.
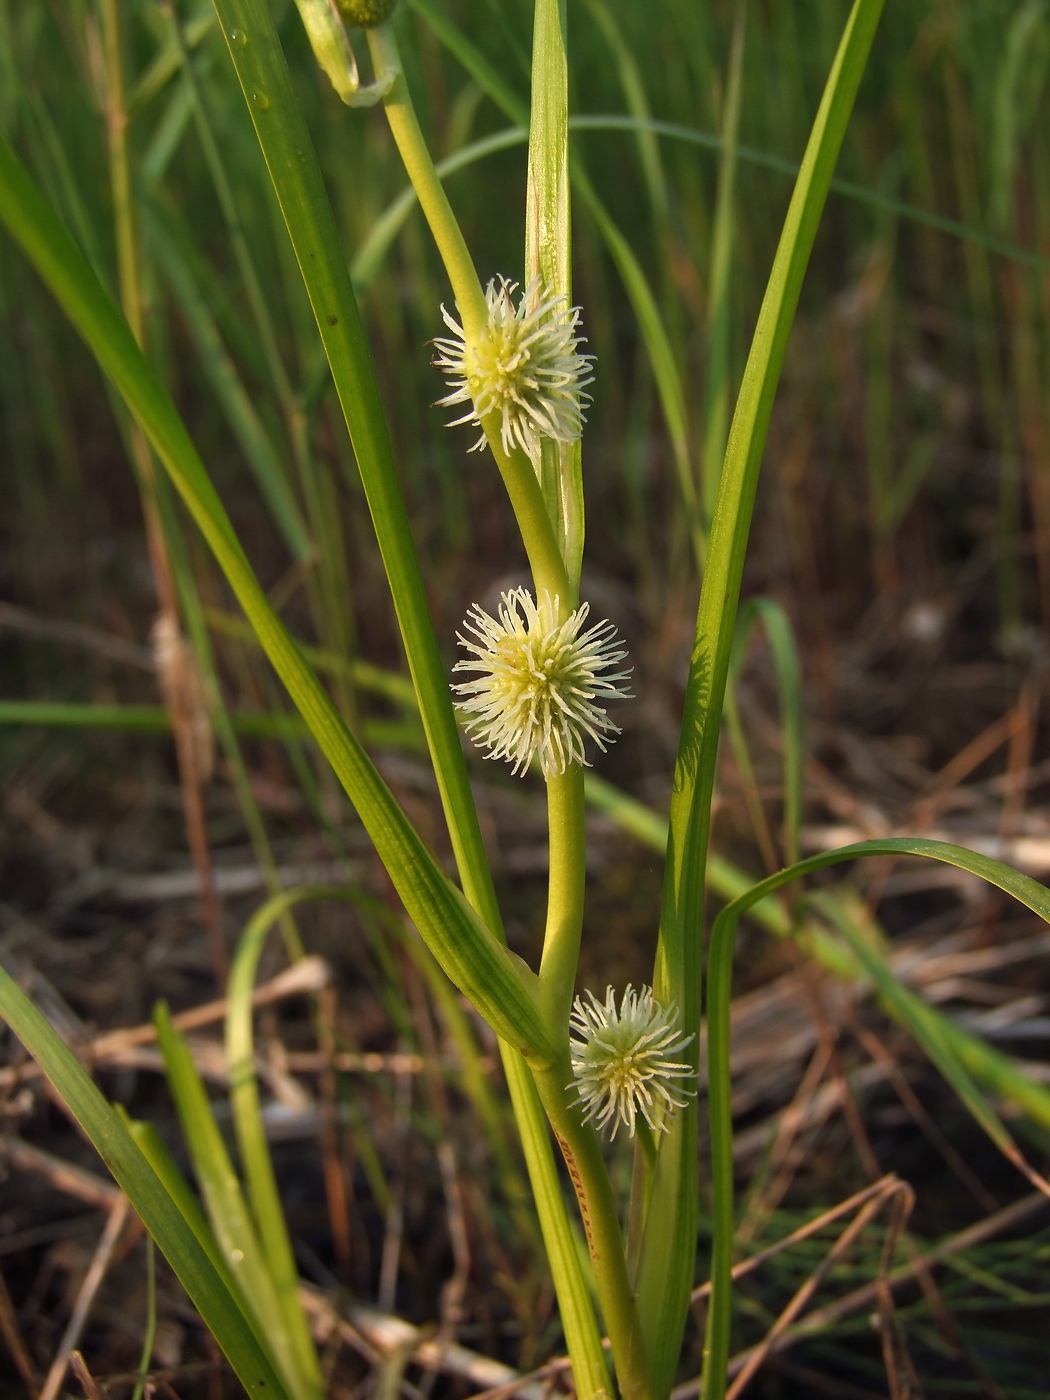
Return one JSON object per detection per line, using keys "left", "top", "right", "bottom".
{"left": 3, "top": 0, "right": 1048, "bottom": 646}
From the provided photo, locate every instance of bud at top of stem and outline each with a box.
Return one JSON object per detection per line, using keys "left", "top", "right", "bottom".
{"left": 334, "top": 0, "right": 398, "bottom": 27}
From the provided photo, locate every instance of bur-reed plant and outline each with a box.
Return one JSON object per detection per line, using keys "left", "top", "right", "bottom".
{"left": 5, "top": 3, "right": 1050, "bottom": 1399}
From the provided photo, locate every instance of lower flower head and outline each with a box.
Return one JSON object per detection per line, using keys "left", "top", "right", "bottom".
{"left": 569, "top": 986, "right": 695, "bottom": 1140}
{"left": 433, "top": 277, "right": 594, "bottom": 460}
{"left": 452, "top": 588, "right": 631, "bottom": 778}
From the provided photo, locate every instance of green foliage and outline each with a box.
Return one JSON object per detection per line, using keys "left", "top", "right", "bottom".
{"left": 0, "top": 966, "right": 292, "bottom": 1400}
{"left": 3, "top": 2, "right": 1050, "bottom": 1397}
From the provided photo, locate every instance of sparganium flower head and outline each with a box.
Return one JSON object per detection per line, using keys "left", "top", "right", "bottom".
{"left": 452, "top": 588, "right": 631, "bottom": 778}
{"left": 433, "top": 276, "right": 594, "bottom": 460}
{"left": 569, "top": 986, "right": 695, "bottom": 1140}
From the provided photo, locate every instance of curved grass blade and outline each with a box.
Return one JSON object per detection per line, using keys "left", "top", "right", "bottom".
{"left": 154, "top": 1004, "right": 322, "bottom": 1400}
{"left": 703, "top": 835, "right": 1050, "bottom": 1400}
{"left": 0, "top": 130, "right": 554, "bottom": 1064}
{"left": 568, "top": 115, "right": 1050, "bottom": 276}
{"left": 0, "top": 700, "right": 422, "bottom": 750}
{"left": 226, "top": 887, "right": 369, "bottom": 1393}
{"left": 0, "top": 966, "right": 291, "bottom": 1400}
{"left": 352, "top": 114, "right": 1050, "bottom": 294}
{"left": 580, "top": 0, "right": 672, "bottom": 237}
{"left": 809, "top": 886, "right": 1050, "bottom": 1192}
{"left": 584, "top": 769, "right": 1050, "bottom": 1138}
{"left": 351, "top": 127, "right": 528, "bottom": 289}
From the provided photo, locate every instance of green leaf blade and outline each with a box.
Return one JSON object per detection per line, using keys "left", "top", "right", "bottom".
{"left": 0, "top": 967, "right": 292, "bottom": 1400}
{"left": 646, "top": 3, "right": 888, "bottom": 1391}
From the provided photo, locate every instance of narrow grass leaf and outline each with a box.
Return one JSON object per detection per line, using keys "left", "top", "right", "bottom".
{"left": 701, "top": 0, "right": 746, "bottom": 530}
{"left": 154, "top": 1003, "right": 319, "bottom": 1400}
{"left": 580, "top": 0, "right": 672, "bottom": 236}
{"left": 0, "top": 699, "right": 422, "bottom": 750}
{"left": 122, "top": 1116, "right": 237, "bottom": 1293}
{"left": 646, "top": 6, "right": 886, "bottom": 1389}
{"left": 0, "top": 967, "right": 291, "bottom": 1400}
{"left": 527, "top": 0, "right": 583, "bottom": 591}
{"left": 567, "top": 113, "right": 1050, "bottom": 277}
{"left": 227, "top": 891, "right": 368, "bottom": 1396}
{"left": 149, "top": 209, "right": 311, "bottom": 561}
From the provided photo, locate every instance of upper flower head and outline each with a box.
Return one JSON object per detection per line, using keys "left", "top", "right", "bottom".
{"left": 569, "top": 986, "right": 695, "bottom": 1140}
{"left": 452, "top": 588, "right": 630, "bottom": 778}
{"left": 433, "top": 277, "right": 594, "bottom": 460}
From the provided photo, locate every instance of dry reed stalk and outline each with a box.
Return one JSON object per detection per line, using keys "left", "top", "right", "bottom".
{"left": 317, "top": 983, "right": 354, "bottom": 1274}
{"left": 0, "top": 1259, "right": 40, "bottom": 1397}
{"left": 724, "top": 1178, "right": 915, "bottom": 1398}
{"left": 847, "top": 1016, "right": 999, "bottom": 1213}
{"left": 69, "top": 1351, "right": 106, "bottom": 1400}
{"left": 38, "top": 1196, "right": 131, "bottom": 1400}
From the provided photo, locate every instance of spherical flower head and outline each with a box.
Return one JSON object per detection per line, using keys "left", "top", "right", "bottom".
{"left": 433, "top": 276, "right": 594, "bottom": 461}
{"left": 452, "top": 588, "right": 631, "bottom": 778}
{"left": 569, "top": 986, "right": 695, "bottom": 1140}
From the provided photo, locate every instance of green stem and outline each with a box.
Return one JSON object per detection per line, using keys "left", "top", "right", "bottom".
{"left": 366, "top": 24, "right": 485, "bottom": 336}
{"left": 368, "top": 23, "right": 570, "bottom": 606}
{"left": 698, "top": 906, "right": 735, "bottom": 1400}
{"left": 537, "top": 763, "right": 586, "bottom": 1030}
{"left": 531, "top": 1059, "right": 652, "bottom": 1400}
{"left": 502, "top": 1058, "right": 611, "bottom": 1400}
{"left": 492, "top": 442, "right": 573, "bottom": 605}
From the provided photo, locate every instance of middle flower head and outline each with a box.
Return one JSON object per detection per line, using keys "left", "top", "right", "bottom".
{"left": 434, "top": 276, "right": 594, "bottom": 462}
{"left": 453, "top": 588, "right": 631, "bottom": 778}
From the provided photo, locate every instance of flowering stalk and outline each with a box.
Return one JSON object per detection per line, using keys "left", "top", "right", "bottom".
{"left": 357, "top": 27, "right": 630, "bottom": 1394}
{"left": 530, "top": 1055, "right": 654, "bottom": 1400}
{"left": 446, "top": 573, "right": 641, "bottom": 1384}
{"left": 319, "top": 9, "right": 663, "bottom": 1398}
{"left": 451, "top": 587, "right": 630, "bottom": 1034}
{"left": 366, "top": 23, "right": 571, "bottom": 607}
